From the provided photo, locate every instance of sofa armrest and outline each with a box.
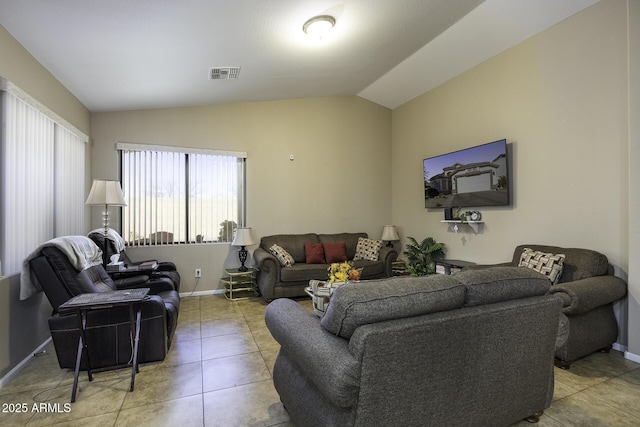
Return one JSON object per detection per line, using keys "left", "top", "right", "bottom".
{"left": 254, "top": 247, "right": 280, "bottom": 300}
{"left": 379, "top": 246, "right": 398, "bottom": 277}
{"left": 549, "top": 275, "right": 627, "bottom": 315}
{"left": 265, "top": 298, "right": 361, "bottom": 408}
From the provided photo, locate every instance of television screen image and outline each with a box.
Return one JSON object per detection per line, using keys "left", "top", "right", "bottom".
{"left": 423, "top": 139, "right": 509, "bottom": 209}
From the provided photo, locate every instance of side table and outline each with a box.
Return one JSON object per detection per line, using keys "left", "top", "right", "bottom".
{"left": 58, "top": 288, "right": 150, "bottom": 402}
{"left": 220, "top": 268, "right": 258, "bottom": 300}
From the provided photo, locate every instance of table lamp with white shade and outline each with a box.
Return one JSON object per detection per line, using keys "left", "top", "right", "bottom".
{"left": 381, "top": 225, "right": 400, "bottom": 248}
{"left": 231, "top": 227, "right": 257, "bottom": 271}
{"left": 85, "top": 179, "right": 127, "bottom": 267}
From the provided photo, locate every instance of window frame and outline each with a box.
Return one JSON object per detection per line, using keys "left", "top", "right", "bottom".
{"left": 117, "top": 142, "right": 247, "bottom": 246}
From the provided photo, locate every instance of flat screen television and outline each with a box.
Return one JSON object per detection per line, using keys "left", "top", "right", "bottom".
{"left": 423, "top": 139, "right": 509, "bottom": 209}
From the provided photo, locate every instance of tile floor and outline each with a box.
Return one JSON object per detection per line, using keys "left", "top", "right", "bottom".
{"left": 1, "top": 294, "right": 639, "bottom": 427}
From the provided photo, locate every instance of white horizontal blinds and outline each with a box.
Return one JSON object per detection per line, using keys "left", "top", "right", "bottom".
{"left": 121, "top": 149, "right": 186, "bottom": 246}
{"left": 1, "top": 92, "right": 54, "bottom": 275}
{"left": 188, "top": 154, "right": 244, "bottom": 243}
{"left": 54, "top": 126, "right": 86, "bottom": 236}
{"left": 118, "top": 142, "right": 246, "bottom": 245}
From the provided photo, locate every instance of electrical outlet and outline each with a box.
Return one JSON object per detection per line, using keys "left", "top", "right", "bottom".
{"left": 195, "top": 268, "right": 202, "bottom": 278}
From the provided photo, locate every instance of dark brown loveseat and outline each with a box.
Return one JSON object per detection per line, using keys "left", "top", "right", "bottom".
{"left": 266, "top": 267, "right": 561, "bottom": 426}
{"left": 253, "top": 232, "right": 397, "bottom": 301}
{"left": 469, "top": 244, "right": 627, "bottom": 368}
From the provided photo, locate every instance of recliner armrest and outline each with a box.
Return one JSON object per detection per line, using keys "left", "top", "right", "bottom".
{"left": 549, "top": 275, "right": 627, "bottom": 315}
{"left": 113, "top": 275, "right": 150, "bottom": 289}
{"left": 114, "top": 276, "right": 176, "bottom": 294}
{"left": 265, "top": 299, "right": 360, "bottom": 408}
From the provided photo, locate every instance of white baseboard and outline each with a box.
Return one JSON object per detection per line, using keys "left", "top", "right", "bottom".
{"left": 613, "top": 342, "right": 626, "bottom": 352}
{"left": 0, "top": 337, "right": 51, "bottom": 388}
{"left": 624, "top": 350, "right": 640, "bottom": 364}
{"left": 180, "top": 289, "right": 225, "bottom": 298}
{"left": 612, "top": 343, "right": 640, "bottom": 364}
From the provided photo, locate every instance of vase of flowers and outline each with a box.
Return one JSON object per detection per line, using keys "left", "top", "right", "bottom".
{"left": 305, "top": 262, "right": 363, "bottom": 317}
{"left": 328, "top": 261, "right": 362, "bottom": 283}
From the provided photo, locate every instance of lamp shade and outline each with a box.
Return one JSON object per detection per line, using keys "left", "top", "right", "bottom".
{"left": 85, "top": 180, "right": 127, "bottom": 206}
{"left": 381, "top": 225, "right": 399, "bottom": 241}
{"left": 231, "top": 227, "right": 256, "bottom": 246}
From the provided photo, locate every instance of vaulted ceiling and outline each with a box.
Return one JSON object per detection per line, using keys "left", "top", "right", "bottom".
{"left": 0, "top": 0, "right": 599, "bottom": 112}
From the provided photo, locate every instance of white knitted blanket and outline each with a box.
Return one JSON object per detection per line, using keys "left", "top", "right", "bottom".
{"left": 20, "top": 236, "right": 102, "bottom": 300}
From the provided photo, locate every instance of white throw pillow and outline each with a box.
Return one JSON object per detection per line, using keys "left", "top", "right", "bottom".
{"left": 353, "top": 237, "right": 383, "bottom": 262}
{"left": 518, "top": 247, "right": 565, "bottom": 285}
{"left": 269, "top": 244, "right": 295, "bottom": 267}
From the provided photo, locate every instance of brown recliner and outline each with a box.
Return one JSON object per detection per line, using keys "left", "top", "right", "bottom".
{"left": 29, "top": 244, "right": 180, "bottom": 370}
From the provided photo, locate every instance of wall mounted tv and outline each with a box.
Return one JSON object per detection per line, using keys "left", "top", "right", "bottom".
{"left": 423, "top": 139, "right": 509, "bottom": 209}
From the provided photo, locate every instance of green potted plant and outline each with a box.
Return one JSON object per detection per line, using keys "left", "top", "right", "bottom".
{"left": 404, "top": 237, "right": 446, "bottom": 276}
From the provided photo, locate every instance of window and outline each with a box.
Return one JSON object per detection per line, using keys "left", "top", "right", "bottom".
{"left": 0, "top": 79, "right": 87, "bottom": 278}
{"left": 117, "top": 143, "right": 246, "bottom": 245}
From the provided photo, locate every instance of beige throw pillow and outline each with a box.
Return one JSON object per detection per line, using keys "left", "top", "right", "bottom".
{"left": 269, "top": 244, "right": 295, "bottom": 267}
{"left": 518, "top": 247, "right": 565, "bottom": 285}
{"left": 353, "top": 237, "right": 383, "bottom": 262}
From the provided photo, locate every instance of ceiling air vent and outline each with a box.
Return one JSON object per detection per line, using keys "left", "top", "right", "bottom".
{"left": 209, "top": 67, "right": 241, "bottom": 80}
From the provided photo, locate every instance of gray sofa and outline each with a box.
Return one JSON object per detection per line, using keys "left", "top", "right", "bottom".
{"left": 468, "top": 244, "right": 628, "bottom": 368}
{"left": 254, "top": 232, "right": 397, "bottom": 301}
{"left": 265, "top": 267, "right": 562, "bottom": 427}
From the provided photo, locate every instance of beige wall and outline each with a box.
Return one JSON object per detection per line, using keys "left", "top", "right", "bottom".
{"left": 0, "top": 25, "right": 92, "bottom": 378}
{"left": 90, "top": 96, "right": 392, "bottom": 294}
{"left": 0, "top": 26, "right": 90, "bottom": 136}
{"left": 392, "top": 0, "right": 633, "bottom": 353}
{"left": 627, "top": 0, "right": 640, "bottom": 359}
{"left": 392, "top": 0, "right": 628, "bottom": 268}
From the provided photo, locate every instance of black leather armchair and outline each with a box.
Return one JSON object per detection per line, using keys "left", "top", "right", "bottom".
{"left": 88, "top": 230, "right": 181, "bottom": 292}
{"left": 29, "top": 245, "right": 180, "bottom": 370}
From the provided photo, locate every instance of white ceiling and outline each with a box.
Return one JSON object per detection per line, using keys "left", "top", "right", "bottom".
{"left": 0, "top": 0, "right": 599, "bottom": 112}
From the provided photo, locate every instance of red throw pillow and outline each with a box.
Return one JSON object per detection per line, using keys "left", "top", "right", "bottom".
{"left": 323, "top": 241, "right": 348, "bottom": 263}
{"left": 304, "top": 242, "right": 326, "bottom": 264}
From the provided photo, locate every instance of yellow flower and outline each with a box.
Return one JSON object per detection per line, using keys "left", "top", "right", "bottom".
{"left": 327, "top": 261, "right": 362, "bottom": 283}
{"left": 334, "top": 271, "right": 348, "bottom": 282}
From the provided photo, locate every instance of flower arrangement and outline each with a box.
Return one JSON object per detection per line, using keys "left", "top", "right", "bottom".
{"left": 328, "top": 261, "right": 362, "bottom": 283}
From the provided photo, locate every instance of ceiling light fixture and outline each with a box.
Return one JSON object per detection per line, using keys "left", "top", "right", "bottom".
{"left": 302, "top": 15, "right": 336, "bottom": 38}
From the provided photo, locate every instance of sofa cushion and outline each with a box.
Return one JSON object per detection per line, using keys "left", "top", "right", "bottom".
{"left": 280, "top": 263, "right": 329, "bottom": 283}
{"left": 323, "top": 241, "right": 348, "bottom": 263}
{"left": 353, "top": 237, "right": 382, "bottom": 261}
{"left": 261, "top": 233, "right": 319, "bottom": 264}
{"left": 319, "top": 233, "right": 367, "bottom": 260}
{"left": 321, "top": 275, "right": 465, "bottom": 339}
{"left": 518, "top": 247, "right": 565, "bottom": 284}
{"left": 269, "top": 244, "right": 295, "bottom": 267}
{"left": 454, "top": 266, "right": 551, "bottom": 307}
{"left": 305, "top": 242, "right": 326, "bottom": 264}
{"left": 511, "top": 244, "right": 609, "bottom": 282}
